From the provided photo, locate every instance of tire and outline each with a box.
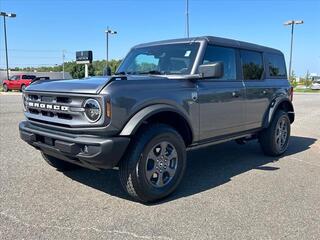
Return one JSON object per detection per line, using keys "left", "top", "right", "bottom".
{"left": 119, "top": 124, "right": 186, "bottom": 203}
{"left": 41, "top": 152, "right": 80, "bottom": 171}
{"left": 20, "top": 84, "right": 26, "bottom": 92}
{"left": 259, "top": 110, "right": 291, "bottom": 156}
{"left": 3, "top": 84, "right": 8, "bottom": 92}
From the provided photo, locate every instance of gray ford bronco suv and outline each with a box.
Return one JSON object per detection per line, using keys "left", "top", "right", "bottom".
{"left": 19, "top": 36, "right": 294, "bottom": 202}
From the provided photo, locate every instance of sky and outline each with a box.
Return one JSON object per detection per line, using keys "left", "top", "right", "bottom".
{"left": 0, "top": 0, "right": 319, "bottom": 76}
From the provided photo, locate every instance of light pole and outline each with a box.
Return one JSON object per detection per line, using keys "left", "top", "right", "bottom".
{"left": 1, "top": 12, "right": 16, "bottom": 80}
{"left": 284, "top": 20, "right": 303, "bottom": 79}
{"left": 105, "top": 27, "right": 117, "bottom": 76}
{"left": 185, "top": 0, "right": 189, "bottom": 38}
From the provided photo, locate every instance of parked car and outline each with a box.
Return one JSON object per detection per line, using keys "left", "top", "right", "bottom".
{"left": 311, "top": 80, "right": 320, "bottom": 90}
{"left": 19, "top": 36, "right": 294, "bottom": 202}
{"left": 31, "top": 76, "right": 50, "bottom": 83}
{"left": 2, "top": 74, "right": 36, "bottom": 92}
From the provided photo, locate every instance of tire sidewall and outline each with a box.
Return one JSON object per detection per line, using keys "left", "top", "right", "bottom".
{"left": 3, "top": 84, "right": 8, "bottom": 92}
{"left": 125, "top": 125, "right": 186, "bottom": 202}
{"left": 270, "top": 111, "right": 291, "bottom": 155}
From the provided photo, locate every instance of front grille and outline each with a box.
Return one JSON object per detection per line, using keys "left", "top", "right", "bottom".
{"left": 24, "top": 92, "right": 105, "bottom": 128}
{"left": 26, "top": 94, "right": 73, "bottom": 120}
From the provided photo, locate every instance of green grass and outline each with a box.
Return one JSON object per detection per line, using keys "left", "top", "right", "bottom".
{"left": 294, "top": 88, "right": 320, "bottom": 93}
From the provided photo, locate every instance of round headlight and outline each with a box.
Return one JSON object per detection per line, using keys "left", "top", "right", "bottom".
{"left": 84, "top": 99, "right": 101, "bottom": 122}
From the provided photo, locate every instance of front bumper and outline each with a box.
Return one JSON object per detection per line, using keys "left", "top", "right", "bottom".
{"left": 19, "top": 121, "right": 130, "bottom": 170}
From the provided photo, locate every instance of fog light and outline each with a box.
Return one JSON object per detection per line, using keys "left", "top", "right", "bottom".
{"left": 83, "top": 145, "right": 89, "bottom": 153}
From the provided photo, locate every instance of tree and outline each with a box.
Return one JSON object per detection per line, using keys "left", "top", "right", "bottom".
{"left": 303, "top": 70, "right": 312, "bottom": 87}
{"left": 289, "top": 70, "right": 297, "bottom": 83}
{"left": 9, "top": 59, "right": 123, "bottom": 79}
{"left": 70, "top": 64, "right": 95, "bottom": 79}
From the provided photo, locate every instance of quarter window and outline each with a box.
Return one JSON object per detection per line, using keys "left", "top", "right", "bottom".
{"left": 240, "top": 50, "right": 264, "bottom": 80}
{"left": 266, "top": 53, "right": 287, "bottom": 77}
{"left": 202, "top": 45, "right": 236, "bottom": 80}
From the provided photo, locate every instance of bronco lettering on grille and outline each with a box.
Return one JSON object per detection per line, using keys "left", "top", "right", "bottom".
{"left": 28, "top": 102, "right": 69, "bottom": 111}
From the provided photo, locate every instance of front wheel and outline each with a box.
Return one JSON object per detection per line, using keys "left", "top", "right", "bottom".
{"left": 41, "top": 152, "right": 80, "bottom": 171}
{"left": 119, "top": 124, "right": 186, "bottom": 203}
{"left": 259, "top": 110, "right": 291, "bottom": 156}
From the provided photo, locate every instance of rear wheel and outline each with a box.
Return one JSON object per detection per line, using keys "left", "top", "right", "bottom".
{"left": 259, "top": 110, "right": 291, "bottom": 156}
{"left": 41, "top": 152, "right": 80, "bottom": 171}
{"left": 119, "top": 124, "right": 186, "bottom": 203}
{"left": 3, "top": 84, "right": 8, "bottom": 92}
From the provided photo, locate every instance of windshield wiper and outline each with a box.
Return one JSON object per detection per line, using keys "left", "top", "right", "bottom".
{"left": 114, "top": 71, "right": 128, "bottom": 75}
{"left": 138, "top": 70, "right": 164, "bottom": 75}
{"left": 115, "top": 70, "right": 165, "bottom": 75}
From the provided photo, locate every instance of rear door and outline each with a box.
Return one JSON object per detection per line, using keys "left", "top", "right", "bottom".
{"left": 197, "top": 45, "right": 246, "bottom": 140}
{"left": 22, "top": 75, "right": 35, "bottom": 87}
{"left": 240, "top": 50, "right": 272, "bottom": 130}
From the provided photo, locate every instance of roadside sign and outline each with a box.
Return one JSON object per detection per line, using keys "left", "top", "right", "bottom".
{"left": 76, "top": 51, "right": 93, "bottom": 64}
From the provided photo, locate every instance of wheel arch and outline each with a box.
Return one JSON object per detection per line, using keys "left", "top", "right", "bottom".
{"left": 119, "top": 104, "right": 194, "bottom": 146}
{"left": 263, "top": 97, "right": 294, "bottom": 128}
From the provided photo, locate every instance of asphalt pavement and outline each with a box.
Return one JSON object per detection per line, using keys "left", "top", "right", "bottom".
{"left": 0, "top": 93, "right": 319, "bottom": 240}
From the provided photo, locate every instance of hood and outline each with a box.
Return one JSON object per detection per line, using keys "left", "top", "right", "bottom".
{"left": 26, "top": 77, "right": 112, "bottom": 94}
{"left": 25, "top": 75, "right": 170, "bottom": 94}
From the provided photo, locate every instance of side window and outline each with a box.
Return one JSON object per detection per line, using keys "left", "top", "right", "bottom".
{"left": 240, "top": 50, "right": 264, "bottom": 80}
{"left": 266, "top": 53, "right": 287, "bottom": 77}
{"left": 22, "top": 75, "right": 36, "bottom": 79}
{"left": 202, "top": 45, "right": 236, "bottom": 80}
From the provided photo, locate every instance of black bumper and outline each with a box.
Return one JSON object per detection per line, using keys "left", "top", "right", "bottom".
{"left": 19, "top": 121, "right": 130, "bottom": 170}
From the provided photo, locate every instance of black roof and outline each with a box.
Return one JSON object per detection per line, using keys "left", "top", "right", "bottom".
{"left": 134, "top": 36, "right": 282, "bottom": 54}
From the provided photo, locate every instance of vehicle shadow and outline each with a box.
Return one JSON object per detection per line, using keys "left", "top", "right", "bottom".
{"left": 63, "top": 135, "right": 316, "bottom": 204}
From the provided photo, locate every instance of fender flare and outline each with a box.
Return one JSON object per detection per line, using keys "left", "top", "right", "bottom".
{"left": 263, "top": 96, "right": 294, "bottom": 128}
{"left": 119, "top": 104, "right": 193, "bottom": 138}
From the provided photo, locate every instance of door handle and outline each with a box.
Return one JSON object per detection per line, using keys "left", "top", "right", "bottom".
{"left": 191, "top": 92, "right": 198, "bottom": 101}
{"left": 232, "top": 92, "right": 240, "bottom": 98}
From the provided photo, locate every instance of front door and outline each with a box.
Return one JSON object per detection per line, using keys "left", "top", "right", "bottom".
{"left": 197, "top": 45, "right": 246, "bottom": 140}
{"left": 8, "top": 75, "right": 19, "bottom": 89}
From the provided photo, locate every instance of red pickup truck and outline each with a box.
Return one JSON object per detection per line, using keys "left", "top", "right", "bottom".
{"left": 2, "top": 74, "right": 36, "bottom": 92}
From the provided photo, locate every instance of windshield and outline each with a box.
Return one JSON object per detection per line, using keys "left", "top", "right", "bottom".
{"left": 117, "top": 43, "right": 200, "bottom": 75}
{"left": 9, "top": 75, "right": 19, "bottom": 80}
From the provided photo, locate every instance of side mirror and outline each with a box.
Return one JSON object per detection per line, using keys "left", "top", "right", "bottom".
{"left": 198, "top": 61, "right": 224, "bottom": 79}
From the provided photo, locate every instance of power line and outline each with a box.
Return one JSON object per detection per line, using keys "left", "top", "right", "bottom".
{"left": 6, "top": 56, "right": 73, "bottom": 59}
{"left": 0, "top": 48, "right": 76, "bottom": 53}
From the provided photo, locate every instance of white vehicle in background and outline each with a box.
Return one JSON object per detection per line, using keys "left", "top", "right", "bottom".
{"left": 311, "top": 80, "right": 320, "bottom": 90}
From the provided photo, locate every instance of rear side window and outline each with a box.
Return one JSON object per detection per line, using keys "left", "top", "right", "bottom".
{"left": 202, "top": 45, "right": 236, "bottom": 80}
{"left": 266, "top": 53, "right": 287, "bottom": 77}
{"left": 240, "top": 50, "right": 264, "bottom": 80}
{"left": 22, "top": 75, "right": 36, "bottom": 79}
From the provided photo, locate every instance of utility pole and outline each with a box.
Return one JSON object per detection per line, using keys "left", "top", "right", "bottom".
{"left": 1, "top": 12, "right": 16, "bottom": 80}
{"left": 105, "top": 27, "right": 117, "bottom": 76}
{"left": 185, "top": 0, "right": 189, "bottom": 38}
{"left": 284, "top": 20, "right": 304, "bottom": 79}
